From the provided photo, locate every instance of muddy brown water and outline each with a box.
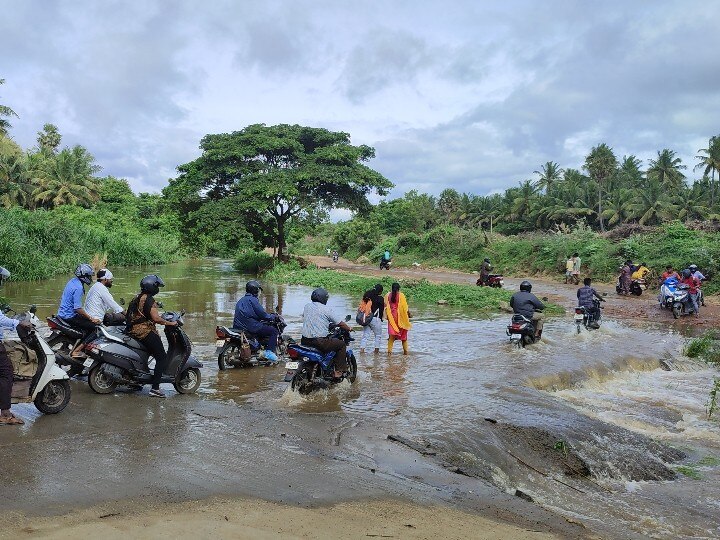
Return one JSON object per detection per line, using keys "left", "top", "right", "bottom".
{"left": 2, "top": 259, "right": 720, "bottom": 539}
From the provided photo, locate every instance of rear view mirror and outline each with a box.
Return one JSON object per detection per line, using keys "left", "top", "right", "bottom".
{"left": 345, "top": 314, "right": 352, "bottom": 321}
{"left": 156, "top": 301, "right": 164, "bottom": 309}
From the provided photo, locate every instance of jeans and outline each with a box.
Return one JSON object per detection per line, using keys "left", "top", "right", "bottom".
{"left": 139, "top": 332, "right": 169, "bottom": 390}
{"left": 66, "top": 314, "right": 99, "bottom": 342}
{"left": 0, "top": 345, "right": 12, "bottom": 410}
{"left": 686, "top": 292, "right": 700, "bottom": 314}
{"left": 300, "top": 336, "right": 347, "bottom": 371}
{"left": 361, "top": 318, "right": 383, "bottom": 350}
{"left": 252, "top": 324, "right": 279, "bottom": 353}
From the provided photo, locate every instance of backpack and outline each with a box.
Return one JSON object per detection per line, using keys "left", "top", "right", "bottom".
{"left": 355, "top": 299, "right": 374, "bottom": 326}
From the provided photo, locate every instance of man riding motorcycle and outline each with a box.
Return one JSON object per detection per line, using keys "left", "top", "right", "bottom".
{"left": 577, "top": 277, "right": 605, "bottom": 328}
{"left": 84, "top": 268, "right": 124, "bottom": 324}
{"left": 301, "top": 288, "right": 353, "bottom": 379}
{"left": 233, "top": 280, "right": 279, "bottom": 363}
{"left": 479, "top": 258, "right": 492, "bottom": 285}
{"left": 58, "top": 263, "right": 100, "bottom": 357}
{"left": 689, "top": 264, "right": 706, "bottom": 282}
{"left": 631, "top": 262, "right": 650, "bottom": 280}
{"left": 510, "top": 281, "right": 544, "bottom": 338}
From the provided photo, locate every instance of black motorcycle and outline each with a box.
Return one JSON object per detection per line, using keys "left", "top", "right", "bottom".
{"left": 83, "top": 311, "right": 202, "bottom": 395}
{"left": 380, "top": 258, "right": 392, "bottom": 270}
{"left": 215, "top": 315, "right": 293, "bottom": 369}
{"left": 574, "top": 299, "right": 602, "bottom": 333}
{"left": 506, "top": 313, "right": 539, "bottom": 348}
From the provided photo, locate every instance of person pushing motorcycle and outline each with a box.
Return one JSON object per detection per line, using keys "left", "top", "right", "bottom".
{"left": 510, "top": 281, "right": 544, "bottom": 338}
{"left": 233, "top": 280, "right": 279, "bottom": 363}
{"left": 301, "top": 288, "right": 352, "bottom": 379}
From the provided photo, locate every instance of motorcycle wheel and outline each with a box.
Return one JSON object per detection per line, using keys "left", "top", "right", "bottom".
{"left": 291, "top": 361, "right": 315, "bottom": 395}
{"left": 88, "top": 364, "right": 118, "bottom": 394}
{"left": 48, "top": 335, "right": 83, "bottom": 377}
{"left": 217, "top": 344, "right": 235, "bottom": 370}
{"left": 174, "top": 368, "right": 201, "bottom": 394}
{"left": 576, "top": 324, "right": 582, "bottom": 334}
{"left": 631, "top": 284, "right": 642, "bottom": 296}
{"left": 346, "top": 355, "right": 358, "bottom": 383}
{"left": 34, "top": 379, "right": 71, "bottom": 414}
{"left": 672, "top": 305, "right": 681, "bottom": 319}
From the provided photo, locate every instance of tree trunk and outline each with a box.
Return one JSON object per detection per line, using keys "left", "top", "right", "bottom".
{"left": 276, "top": 217, "right": 287, "bottom": 261}
{"left": 598, "top": 182, "right": 605, "bottom": 232}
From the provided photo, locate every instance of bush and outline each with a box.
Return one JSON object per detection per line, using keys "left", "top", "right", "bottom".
{"left": 233, "top": 250, "right": 274, "bottom": 274}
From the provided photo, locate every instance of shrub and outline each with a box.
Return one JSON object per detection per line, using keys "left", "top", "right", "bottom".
{"left": 233, "top": 250, "right": 274, "bottom": 274}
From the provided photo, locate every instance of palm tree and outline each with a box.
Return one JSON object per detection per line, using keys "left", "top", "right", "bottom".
{"left": 533, "top": 161, "right": 564, "bottom": 194}
{"left": 602, "top": 188, "right": 633, "bottom": 226}
{"left": 583, "top": 143, "right": 618, "bottom": 232}
{"left": 32, "top": 145, "right": 101, "bottom": 208}
{"left": 0, "top": 79, "right": 18, "bottom": 137}
{"left": 695, "top": 135, "right": 720, "bottom": 206}
{"left": 647, "top": 149, "right": 686, "bottom": 193}
{"left": 510, "top": 180, "right": 538, "bottom": 222}
{"left": 626, "top": 177, "right": 677, "bottom": 225}
{"left": 0, "top": 152, "right": 34, "bottom": 208}
{"left": 674, "top": 186, "right": 708, "bottom": 221}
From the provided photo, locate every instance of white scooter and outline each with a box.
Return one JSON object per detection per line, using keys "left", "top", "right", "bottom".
{"left": 9, "top": 306, "right": 71, "bottom": 414}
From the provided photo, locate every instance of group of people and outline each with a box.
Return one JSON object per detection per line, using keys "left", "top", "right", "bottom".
{"left": 564, "top": 253, "right": 581, "bottom": 285}
{"left": 660, "top": 264, "right": 706, "bottom": 316}
{"left": 617, "top": 260, "right": 650, "bottom": 295}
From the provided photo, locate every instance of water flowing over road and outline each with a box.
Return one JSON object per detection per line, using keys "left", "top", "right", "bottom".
{"left": 2, "top": 259, "right": 719, "bottom": 539}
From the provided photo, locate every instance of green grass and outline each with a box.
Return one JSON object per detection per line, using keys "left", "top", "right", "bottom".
{"left": 233, "top": 250, "right": 274, "bottom": 274}
{"left": 264, "top": 261, "right": 564, "bottom": 313}
{"left": 683, "top": 332, "right": 720, "bottom": 366}
{"left": 674, "top": 465, "right": 702, "bottom": 480}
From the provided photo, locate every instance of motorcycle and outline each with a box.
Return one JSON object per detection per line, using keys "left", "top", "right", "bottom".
{"left": 575, "top": 299, "right": 602, "bottom": 333}
{"left": 380, "top": 258, "right": 392, "bottom": 270}
{"left": 8, "top": 305, "right": 72, "bottom": 414}
{"left": 506, "top": 313, "right": 540, "bottom": 348}
{"left": 215, "top": 315, "right": 293, "bottom": 369}
{"left": 659, "top": 279, "right": 693, "bottom": 319}
{"left": 332, "top": 252, "right": 339, "bottom": 263}
{"left": 284, "top": 315, "right": 357, "bottom": 394}
{"left": 616, "top": 278, "right": 647, "bottom": 296}
{"left": 476, "top": 274, "right": 504, "bottom": 288}
{"left": 83, "top": 310, "right": 202, "bottom": 395}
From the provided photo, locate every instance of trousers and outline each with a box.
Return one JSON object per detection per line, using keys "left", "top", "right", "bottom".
{"left": 138, "top": 332, "right": 169, "bottom": 389}
{"left": 361, "top": 318, "right": 383, "bottom": 350}
{"left": 300, "top": 336, "right": 348, "bottom": 371}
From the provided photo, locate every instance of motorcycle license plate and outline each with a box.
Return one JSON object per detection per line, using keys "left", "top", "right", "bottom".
{"left": 510, "top": 334, "right": 522, "bottom": 340}
{"left": 574, "top": 314, "right": 584, "bottom": 321}
{"left": 215, "top": 339, "right": 225, "bottom": 347}
{"left": 285, "top": 361, "right": 299, "bottom": 370}
{"left": 83, "top": 358, "right": 93, "bottom": 368}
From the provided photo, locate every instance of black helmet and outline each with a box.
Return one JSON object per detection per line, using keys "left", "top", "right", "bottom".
{"left": 682, "top": 269, "right": 691, "bottom": 279}
{"left": 484, "top": 258, "right": 490, "bottom": 263}
{"left": 75, "top": 263, "right": 94, "bottom": 285}
{"left": 246, "top": 280, "right": 263, "bottom": 296}
{"left": 311, "top": 287, "right": 329, "bottom": 305}
{"left": 0, "top": 266, "right": 9, "bottom": 286}
{"left": 520, "top": 280, "right": 532, "bottom": 292}
{"left": 140, "top": 274, "right": 165, "bottom": 296}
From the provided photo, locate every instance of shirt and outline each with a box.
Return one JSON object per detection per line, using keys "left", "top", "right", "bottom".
{"left": 0, "top": 311, "right": 19, "bottom": 340}
{"left": 682, "top": 276, "right": 700, "bottom": 294}
{"left": 662, "top": 271, "right": 679, "bottom": 281}
{"left": 84, "top": 282, "right": 123, "bottom": 320}
{"left": 302, "top": 301, "right": 339, "bottom": 338}
{"left": 58, "top": 278, "right": 85, "bottom": 319}
{"left": 509, "top": 291, "right": 544, "bottom": 319}
{"left": 233, "top": 293, "right": 273, "bottom": 332}
{"left": 692, "top": 270, "right": 706, "bottom": 281}
{"left": 572, "top": 257, "right": 581, "bottom": 273}
{"left": 577, "top": 286, "right": 599, "bottom": 308}
{"left": 631, "top": 266, "right": 649, "bottom": 279}
{"left": 566, "top": 259, "right": 574, "bottom": 272}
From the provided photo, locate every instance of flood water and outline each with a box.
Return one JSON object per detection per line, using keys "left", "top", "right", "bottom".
{"left": 5, "top": 259, "right": 720, "bottom": 539}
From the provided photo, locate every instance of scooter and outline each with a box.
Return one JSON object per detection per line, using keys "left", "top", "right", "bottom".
{"left": 506, "top": 313, "right": 541, "bottom": 348}
{"left": 215, "top": 314, "right": 293, "bottom": 369}
{"left": 659, "top": 279, "right": 693, "bottom": 319}
{"left": 8, "top": 306, "right": 71, "bottom": 414}
{"left": 284, "top": 315, "right": 357, "bottom": 394}
{"left": 476, "top": 274, "right": 504, "bottom": 288}
{"left": 574, "top": 299, "right": 602, "bottom": 333}
{"left": 83, "top": 310, "right": 202, "bottom": 395}
{"left": 332, "top": 252, "right": 339, "bottom": 263}
{"left": 380, "top": 258, "right": 392, "bottom": 270}
{"left": 616, "top": 278, "right": 647, "bottom": 296}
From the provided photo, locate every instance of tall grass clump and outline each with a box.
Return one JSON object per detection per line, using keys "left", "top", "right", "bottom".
{"left": 684, "top": 331, "right": 720, "bottom": 366}
{"left": 233, "top": 250, "right": 274, "bottom": 274}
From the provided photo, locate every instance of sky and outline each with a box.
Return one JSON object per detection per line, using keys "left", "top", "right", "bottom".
{"left": 2, "top": 0, "right": 719, "bottom": 201}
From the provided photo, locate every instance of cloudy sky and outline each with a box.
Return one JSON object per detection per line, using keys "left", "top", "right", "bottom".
{"left": 2, "top": 0, "right": 719, "bottom": 199}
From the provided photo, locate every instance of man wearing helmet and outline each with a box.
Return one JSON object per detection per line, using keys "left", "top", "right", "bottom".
{"left": 0, "top": 266, "right": 33, "bottom": 425}
{"left": 510, "top": 281, "right": 545, "bottom": 338}
{"left": 680, "top": 268, "right": 701, "bottom": 317}
{"left": 58, "top": 263, "right": 101, "bottom": 357}
{"left": 301, "top": 288, "right": 352, "bottom": 378}
{"left": 233, "top": 280, "right": 279, "bottom": 362}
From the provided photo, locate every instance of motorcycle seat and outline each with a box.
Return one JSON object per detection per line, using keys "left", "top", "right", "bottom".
{"left": 293, "top": 345, "right": 323, "bottom": 354}
{"left": 105, "top": 327, "right": 147, "bottom": 351}
{"left": 50, "top": 317, "right": 86, "bottom": 338}
{"left": 226, "top": 327, "right": 246, "bottom": 338}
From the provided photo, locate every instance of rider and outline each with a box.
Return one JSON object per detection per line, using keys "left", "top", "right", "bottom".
{"left": 0, "top": 266, "right": 33, "bottom": 426}
{"left": 661, "top": 265, "right": 679, "bottom": 283}
{"left": 631, "top": 262, "right": 650, "bottom": 280}
{"left": 510, "top": 281, "right": 545, "bottom": 338}
{"left": 58, "top": 263, "right": 101, "bottom": 357}
{"left": 577, "top": 277, "right": 605, "bottom": 328}
{"left": 301, "top": 288, "right": 352, "bottom": 378}
{"left": 84, "top": 268, "right": 124, "bottom": 324}
{"left": 125, "top": 275, "right": 178, "bottom": 398}
{"left": 680, "top": 269, "right": 701, "bottom": 317}
{"left": 380, "top": 249, "right": 392, "bottom": 268}
{"left": 232, "top": 280, "right": 279, "bottom": 363}
{"left": 480, "top": 258, "right": 492, "bottom": 285}
{"left": 689, "top": 264, "right": 706, "bottom": 282}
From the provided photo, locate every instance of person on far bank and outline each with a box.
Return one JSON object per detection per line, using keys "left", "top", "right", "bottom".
{"left": 480, "top": 258, "right": 492, "bottom": 285}
{"left": 565, "top": 255, "right": 573, "bottom": 284}
{"left": 301, "top": 288, "right": 353, "bottom": 378}
{"left": 571, "top": 252, "right": 581, "bottom": 285}
{"left": 386, "top": 283, "right": 412, "bottom": 355}
{"left": 577, "top": 277, "right": 605, "bottom": 328}
{"left": 618, "top": 261, "right": 632, "bottom": 295}
{"left": 359, "top": 284, "right": 385, "bottom": 354}
{"left": 510, "top": 281, "right": 544, "bottom": 338}
{"left": 631, "top": 262, "right": 650, "bottom": 280}
{"left": 0, "top": 266, "right": 33, "bottom": 426}
{"left": 680, "top": 269, "right": 701, "bottom": 317}
{"left": 125, "top": 275, "right": 177, "bottom": 398}
{"left": 84, "top": 268, "right": 124, "bottom": 324}
{"left": 58, "top": 263, "right": 101, "bottom": 358}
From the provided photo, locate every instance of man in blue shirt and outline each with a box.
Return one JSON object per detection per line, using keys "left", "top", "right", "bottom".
{"left": 58, "top": 264, "right": 100, "bottom": 357}
{"left": 233, "top": 280, "right": 278, "bottom": 361}
{"left": 0, "top": 266, "right": 33, "bottom": 426}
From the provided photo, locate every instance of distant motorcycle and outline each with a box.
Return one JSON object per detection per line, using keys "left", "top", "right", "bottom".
{"left": 215, "top": 315, "right": 293, "bottom": 369}
{"left": 332, "top": 252, "right": 339, "bottom": 263}
{"left": 380, "top": 258, "right": 392, "bottom": 270}
{"left": 659, "top": 279, "right": 693, "bottom": 319}
{"left": 575, "top": 299, "right": 602, "bottom": 333}
{"left": 506, "top": 313, "right": 540, "bottom": 348}
{"left": 284, "top": 315, "right": 357, "bottom": 394}
{"left": 616, "top": 278, "right": 647, "bottom": 296}
{"left": 476, "top": 274, "right": 504, "bottom": 288}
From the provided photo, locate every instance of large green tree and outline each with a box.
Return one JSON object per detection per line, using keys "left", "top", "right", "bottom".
{"left": 647, "top": 149, "right": 686, "bottom": 193}
{"left": 583, "top": 143, "right": 618, "bottom": 233}
{"left": 32, "top": 145, "right": 101, "bottom": 208}
{"left": 174, "top": 124, "right": 393, "bottom": 258}
{"left": 0, "top": 79, "right": 17, "bottom": 137}
{"left": 695, "top": 135, "right": 720, "bottom": 207}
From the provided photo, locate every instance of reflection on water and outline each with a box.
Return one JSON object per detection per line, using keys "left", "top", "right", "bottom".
{"left": 6, "top": 259, "right": 720, "bottom": 538}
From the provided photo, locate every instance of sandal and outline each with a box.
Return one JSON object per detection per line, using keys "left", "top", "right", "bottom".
{"left": 0, "top": 414, "right": 25, "bottom": 425}
{"left": 148, "top": 388, "right": 166, "bottom": 398}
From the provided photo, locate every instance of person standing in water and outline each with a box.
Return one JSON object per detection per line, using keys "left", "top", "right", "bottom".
{"left": 386, "top": 282, "right": 412, "bottom": 355}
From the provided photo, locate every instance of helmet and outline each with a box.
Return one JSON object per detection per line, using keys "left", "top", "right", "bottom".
{"left": 0, "top": 266, "right": 10, "bottom": 286}
{"left": 682, "top": 269, "right": 691, "bottom": 279}
{"left": 75, "top": 263, "right": 94, "bottom": 285}
{"left": 140, "top": 274, "right": 165, "bottom": 296}
{"left": 246, "top": 280, "right": 263, "bottom": 296}
{"left": 311, "top": 287, "right": 329, "bottom": 305}
{"left": 689, "top": 264, "right": 698, "bottom": 271}
{"left": 484, "top": 258, "right": 490, "bottom": 263}
{"left": 520, "top": 280, "right": 532, "bottom": 292}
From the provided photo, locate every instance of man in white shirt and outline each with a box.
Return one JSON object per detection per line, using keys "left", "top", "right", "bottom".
{"left": 84, "top": 269, "right": 124, "bottom": 322}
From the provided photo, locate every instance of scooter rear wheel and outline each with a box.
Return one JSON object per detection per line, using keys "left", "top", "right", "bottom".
{"left": 672, "top": 305, "right": 681, "bottom": 319}
{"left": 174, "top": 368, "right": 201, "bottom": 394}
{"left": 88, "top": 364, "right": 117, "bottom": 394}
{"left": 34, "top": 379, "right": 71, "bottom": 414}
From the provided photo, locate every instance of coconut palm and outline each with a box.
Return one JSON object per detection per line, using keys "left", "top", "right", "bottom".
{"left": 0, "top": 79, "right": 18, "bottom": 136}
{"left": 533, "top": 161, "right": 564, "bottom": 194}
{"left": 0, "top": 152, "right": 34, "bottom": 208}
{"left": 602, "top": 188, "right": 633, "bottom": 226}
{"left": 647, "top": 149, "right": 686, "bottom": 193}
{"left": 509, "top": 180, "right": 539, "bottom": 221}
{"left": 626, "top": 177, "right": 677, "bottom": 225}
{"left": 583, "top": 144, "right": 618, "bottom": 232}
{"left": 32, "top": 145, "right": 101, "bottom": 208}
{"left": 695, "top": 135, "right": 720, "bottom": 206}
{"left": 674, "top": 186, "right": 708, "bottom": 221}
